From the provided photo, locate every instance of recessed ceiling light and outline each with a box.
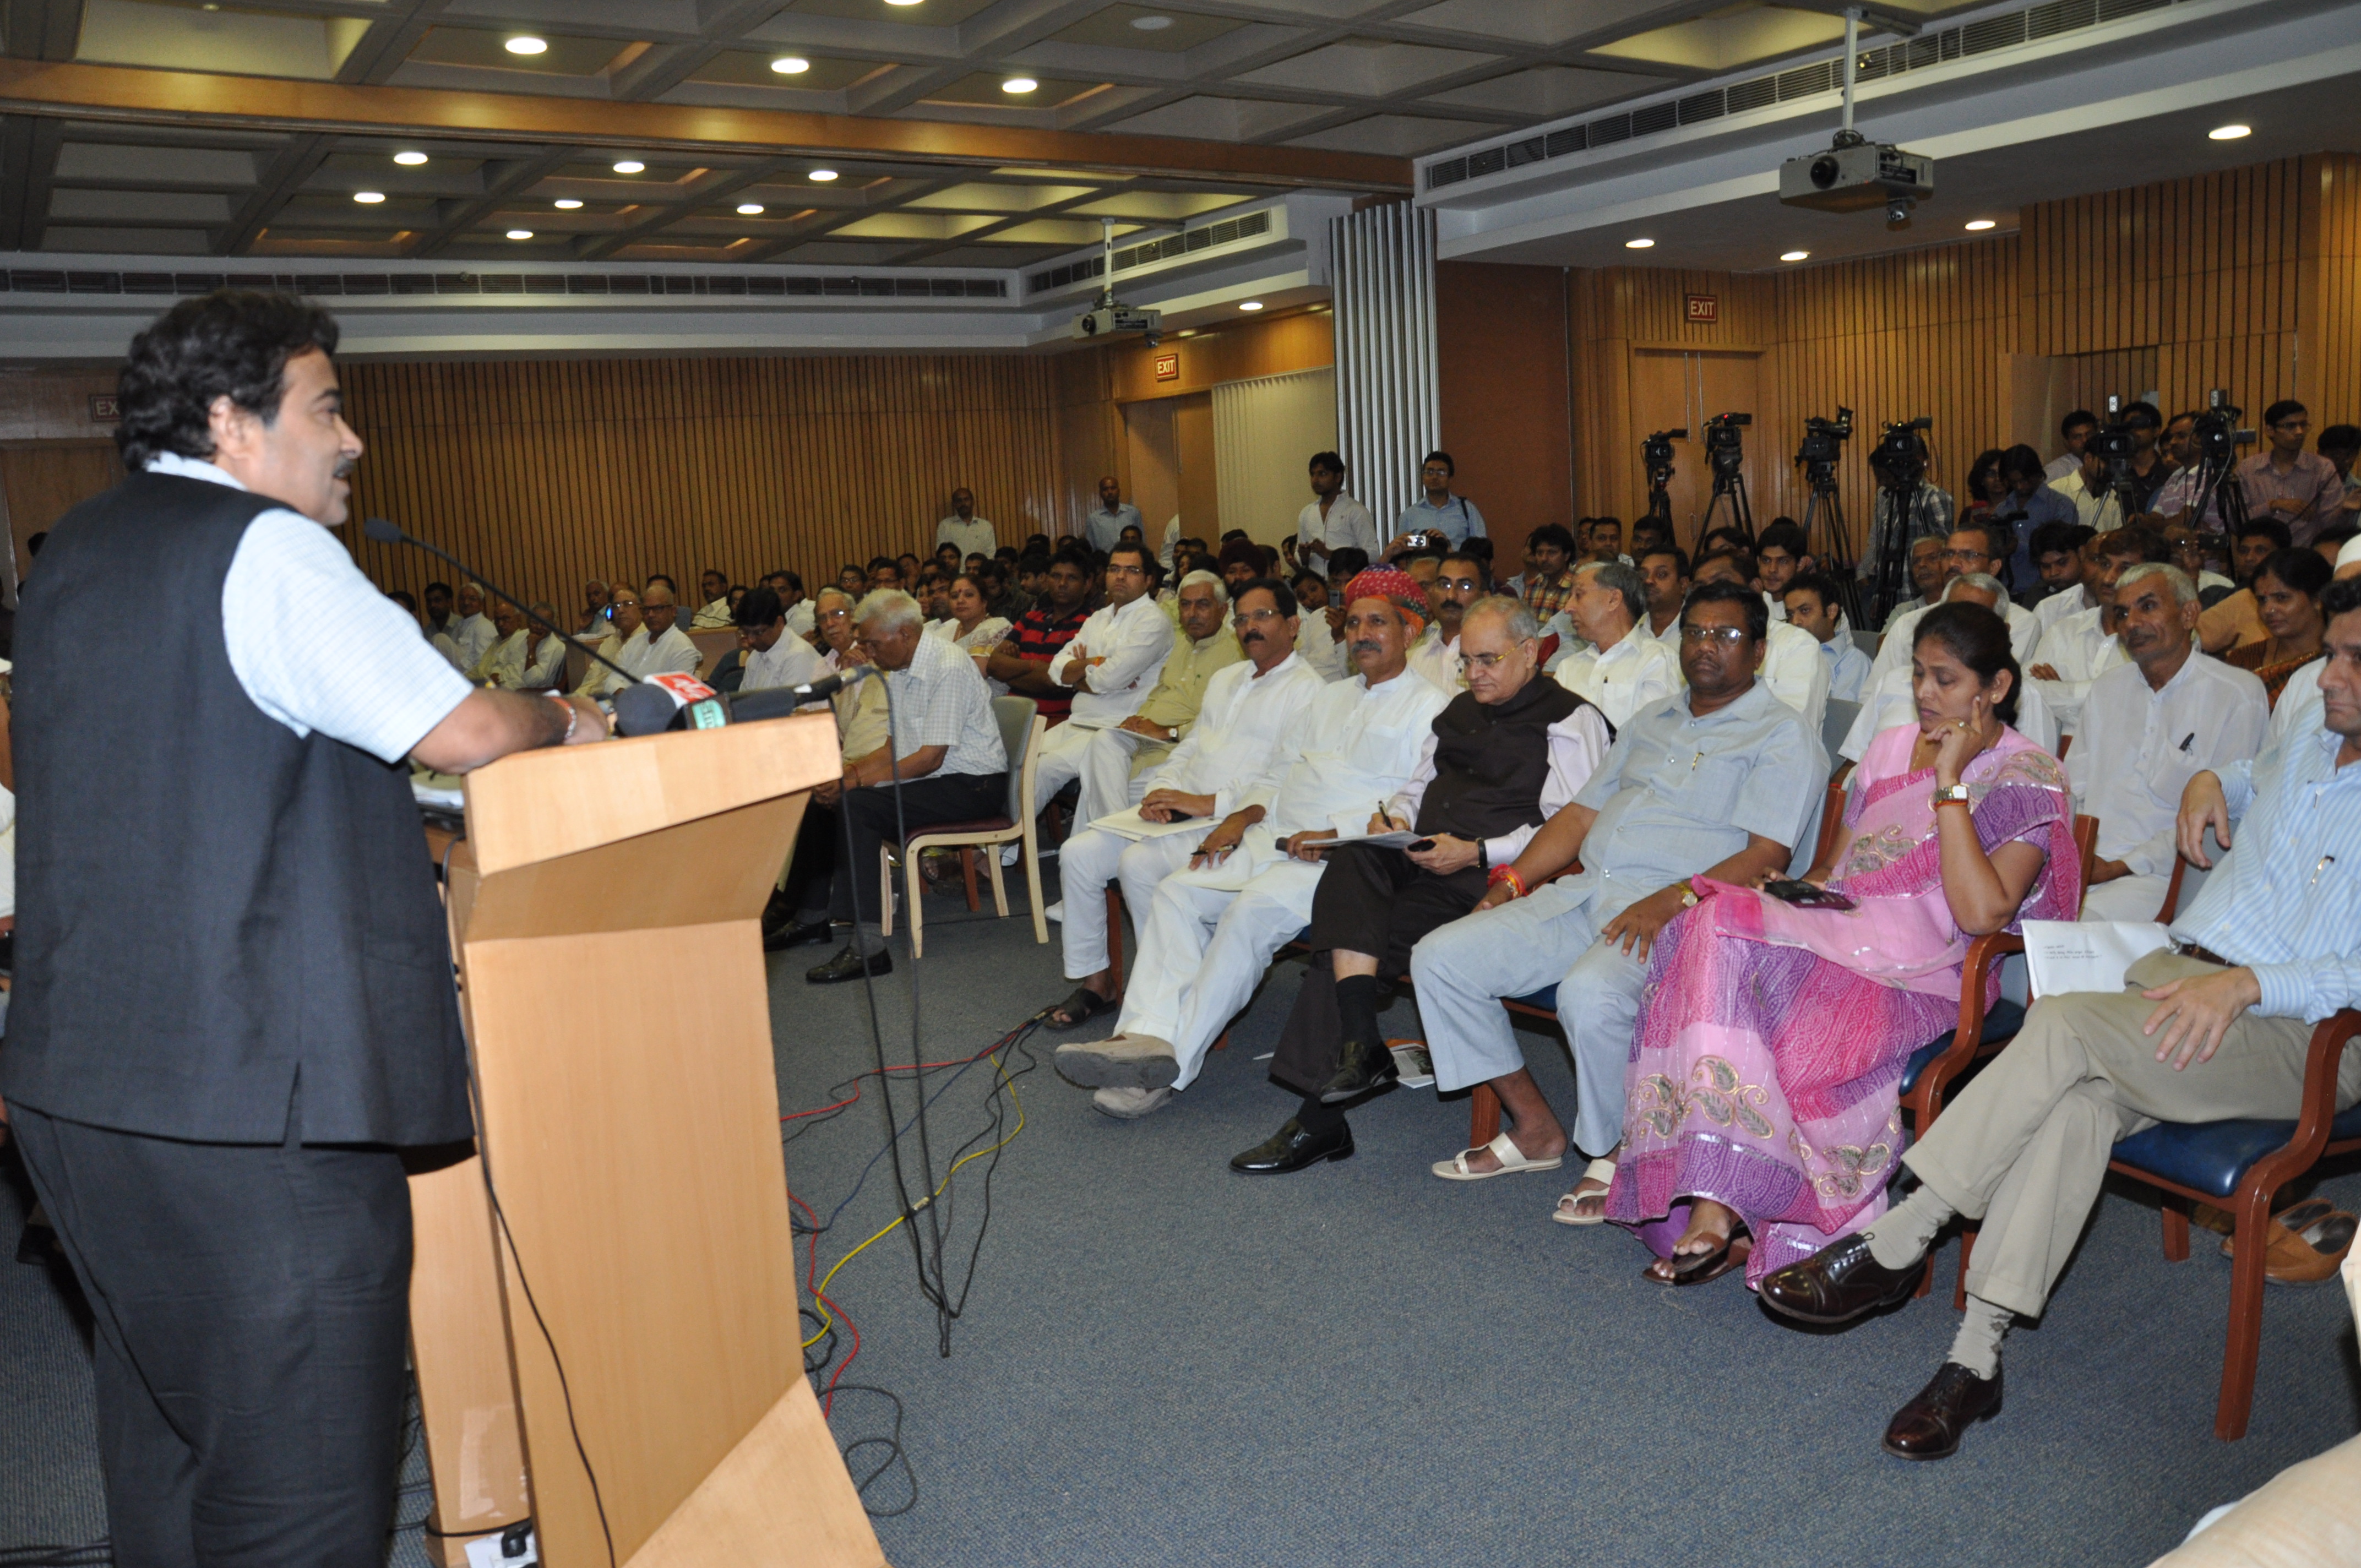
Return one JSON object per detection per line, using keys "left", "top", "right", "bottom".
{"left": 1174, "top": 329, "right": 1196, "bottom": 338}
{"left": 737, "top": 202, "right": 765, "bottom": 215}
{"left": 353, "top": 190, "right": 385, "bottom": 204}
{"left": 771, "top": 56, "right": 810, "bottom": 74}
{"left": 504, "top": 35, "right": 546, "bottom": 55}
{"left": 553, "top": 198, "right": 583, "bottom": 210}
{"left": 1131, "top": 14, "right": 1173, "bottom": 28}
{"left": 1238, "top": 300, "right": 1263, "bottom": 312}
{"left": 1002, "top": 77, "right": 1038, "bottom": 94}
{"left": 1624, "top": 237, "right": 1654, "bottom": 249}
{"left": 884, "top": 0, "right": 922, "bottom": 6}
{"left": 613, "top": 160, "right": 645, "bottom": 174}
{"left": 2209, "top": 123, "right": 2251, "bottom": 141}
{"left": 1780, "top": 249, "right": 1808, "bottom": 262}
{"left": 809, "top": 168, "right": 839, "bottom": 182}
{"left": 507, "top": 228, "right": 534, "bottom": 239}
{"left": 393, "top": 151, "right": 427, "bottom": 166}
{"left": 1965, "top": 219, "right": 1996, "bottom": 231}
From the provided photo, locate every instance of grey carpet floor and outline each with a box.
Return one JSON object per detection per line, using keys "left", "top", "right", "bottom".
{"left": 5, "top": 875, "right": 2359, "bottom": 1567}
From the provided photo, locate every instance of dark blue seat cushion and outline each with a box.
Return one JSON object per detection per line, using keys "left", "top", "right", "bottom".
{"left": 1508, "top": 984, "right": 1558, "bottom": 1013}
{"left": 2112, "top": 1100, "right": 2361, "bottom": 1199}
{"left": 1898, "top": 999, "right": 2026, "bottom": 1095}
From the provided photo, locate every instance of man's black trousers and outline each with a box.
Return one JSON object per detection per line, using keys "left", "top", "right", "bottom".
{"left": 826, "top": 771, "right": 1008, "bottom": 923}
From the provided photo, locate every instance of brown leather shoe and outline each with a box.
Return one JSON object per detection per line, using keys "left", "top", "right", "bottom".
{"left": 1882, "top": 1362, "right": 2002, "bottom": 1460}
{"left": 1758, "top": 1233, "right": 1925, "bottom": 1325}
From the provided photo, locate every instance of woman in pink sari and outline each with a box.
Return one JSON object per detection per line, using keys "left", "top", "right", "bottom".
{"left": 1602, "top": 602, "right": 2081, "bottom": 1287}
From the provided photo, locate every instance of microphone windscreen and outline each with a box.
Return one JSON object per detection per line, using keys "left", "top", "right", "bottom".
{"left": 361, "top": 516, "right": 405, "bottom": 545}
{"left": 611, "top": 684, "right": 684, "bottom": 737}
{"left": 723, "top": 688, "right": 804, "bottom": 725}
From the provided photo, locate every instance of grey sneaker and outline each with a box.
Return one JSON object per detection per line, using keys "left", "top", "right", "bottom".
{"left": 1091, "top": 1086, "right": 1173, "bottom": 1120}
{"left": 1054, "top": 1033, "right": 1178, "bottom": 1090}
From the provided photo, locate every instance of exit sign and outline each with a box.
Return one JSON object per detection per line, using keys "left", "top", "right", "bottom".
{"left": 1152, "top": 351, "right": 1179, "bottom": 382}
{"left": 1685, "top": 293, "right": 1718, "bottom": 324}
{"left": 89, "top": 393, "right": 119, "bottom": 422}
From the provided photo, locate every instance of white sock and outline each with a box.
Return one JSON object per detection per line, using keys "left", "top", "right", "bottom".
{"left": 1947, "top": 1293, "right": 2012, "bottom": 1380}
{"left": 1864, "top": 1186, "right": 1955, "bottom": 1270}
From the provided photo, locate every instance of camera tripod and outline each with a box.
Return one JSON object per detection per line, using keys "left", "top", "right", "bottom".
{"left": 1696, "top": 463, "right": 1754, "bottom": 551}
{"left": 1865, "top": 480, "right": 1919, "bottom": 628}
{"left": 1798, "top": 459, "right": 1864, "bottom": 625}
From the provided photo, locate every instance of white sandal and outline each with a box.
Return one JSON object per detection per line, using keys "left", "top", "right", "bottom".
{"left": 1430, "top": 1131, "right": 1565, "bottom": 1182}
{"left": 1551, "top": 1156, "right": 1619, "bottom": 1226}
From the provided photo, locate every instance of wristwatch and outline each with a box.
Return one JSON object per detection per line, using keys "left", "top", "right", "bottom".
{"left": 1933, "top": 783, "right": 1973, "bottom": 807}
{"left": 1166, "top": 724, "right": 1179, "bottom": 742}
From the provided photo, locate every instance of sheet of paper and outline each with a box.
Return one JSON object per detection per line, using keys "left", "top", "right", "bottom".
{"left": 1089, "top": 806, "right": 1212, "bottom": 841}
{"left": 2021, "top": 919, "right": 2172, "bottom": 1000}
{"left": 1311, "top": 830, "right": 1425, "bottom": 850}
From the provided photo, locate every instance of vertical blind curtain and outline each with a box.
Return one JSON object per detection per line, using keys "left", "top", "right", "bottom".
{"left": 1211, "top": 367, "right": 1339, "bottom": 549}
{"left": 1329, "top": 201, "right": 1439, "bottom": 534}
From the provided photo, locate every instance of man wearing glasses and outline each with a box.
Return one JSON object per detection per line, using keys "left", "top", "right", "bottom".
{"left": 1028, "top": 542, "right": 1175, "bottom": 829}
{"left": 1039, "top": 578, "right": 1324, "bottom": 1041}
{"left": 1234, "top": 595, "right": 1611, "bottom": 1174}
{"left": 1868, "top": 522, "right": 2041, "bottom": 693}
{"left": 1401, "top": 580, "right": 1826, "bottom": 1201}
{"left": 2238, "top": 399, "right": 2345, "bottom": 547}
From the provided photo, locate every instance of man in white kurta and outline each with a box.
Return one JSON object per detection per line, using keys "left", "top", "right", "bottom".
{"left": 1552, "top": 560, "right": 1680, "bottom": 728}
{"left": 2025, "top": 529, "right": 2165, "bottom": 731}
{"left": 1042, "top": 581, "right": 1328, "bottom": 1046}
{"left": 2073, "top": 565, "right": 2270, "bottom": 922}
{"left": 1031, "top": 543, "right": 1174, "bottom": 826}
{"left": 735, "top": 586, "right": 831, "bottom": 698}
{"left": 445, "top": 581, "right": 497, "bottom": 672}
{"left": 590, "top": 582, "right": 700, "bottom": 696}
{"left": 1870, "top": 526, "right": 2042, "bottom": 690}
{"left": 1054, "top": 571, "right": 1452, "bottom": 1115}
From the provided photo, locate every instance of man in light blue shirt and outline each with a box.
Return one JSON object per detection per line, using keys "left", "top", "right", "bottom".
{"left": 1389, "top": 450, "right": 1486, "bottom": 553}
{"left": 1084, "top": 475, "right": 1143, "bottom": 555}
{"left": 1781, "top": 572, "right": 1869, "bottom": 703}
{"left": 1760, "top": 574, "right": 2361, "bottom": 1461}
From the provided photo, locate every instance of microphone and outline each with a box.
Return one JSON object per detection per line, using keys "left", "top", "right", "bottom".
{"left": 786, "top": 663, "right": 878, "bottom": 704}
{"left": 363, "top": 516, "right": 640, "bottom": 690}
{"left": 610, "top": 668, "right": 865, "bottom": 737}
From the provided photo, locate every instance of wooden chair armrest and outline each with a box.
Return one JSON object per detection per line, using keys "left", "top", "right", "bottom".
{"left": 1918, "top": 930, "right": 2025, "bottom": 1096}
{"left": 2155, "top": 856, "right": 2189, "bottom": 923}
{"left": 2272, "top": 1009, "right": 2361, "bottom": 1174}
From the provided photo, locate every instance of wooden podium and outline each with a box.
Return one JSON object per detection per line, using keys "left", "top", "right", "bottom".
{"left": 407, "top": 712, "right": 888, "bottom": 1568}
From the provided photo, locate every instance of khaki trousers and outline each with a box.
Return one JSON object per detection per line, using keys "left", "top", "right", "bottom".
{"left": 1903, "top": 951, "right": 2361, "bottom": 1320}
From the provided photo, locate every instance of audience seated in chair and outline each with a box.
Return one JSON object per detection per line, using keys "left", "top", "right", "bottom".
{"left": 1405, "top": 549, "right": 1484, "bottom": 695}
{"left": 1603, "top": 602, "right": 2080, "bottom": 1289}
{"left": 690, "top": 568, "right": 735, "bottom": 629}
{"left": 1050, "top": 569, "right": 1452, "bottom": 1120}
{"left": 801, "top": 590, "right": 1009, "bottom": 985}
{"left": 1693, "top": 552, "right": 1830, "bottom": 737}
{"left": 1025, "top": 542, "right": 1176, "bottom": 827}
{"left": 1757, "top": 574, "right": 2361, "bottom": 1463}
{"left": 2074, "top": 565, "right": 2268, "bottom": 922}
{"left": 1401, "top": 580, "right": 1826, "bottom": 1222}
{"left": 444, "top": 580, "right": 498, "bottom": 672}
{"left": 573, "top": 585, "right": 639, "bottom": 699}
{"left": 1233, "top": 596, "right": 1612, "bottom": 1174}
{"left": 1872, "top": 523, "right": 2041, "bottom": 685}
{"left": 472, "top": 600, "right": 568, "bottom": 691}
{"left": 1782, "top": 572, "right": 1870, "bottom": 704}
{"left": 2223, "top": 546, "right": 2331, "bottom": 706}
{"left": 1841, "top": 574, "right": 2062, "bottom": 761}
{"left": 733, "top": 585, "right": 829, "bottom": 697}
{"left": 1552, "top": 559, "right": 1682, "bottom": 726}
{"left": 1041, "top": 578, "right": 1324, "bottom": 1053}
{"left": 2026, "top": 528, "right": 2171, "bottom": 730}
{"left": 1072, "top": 571, "right": 1244, "bottom": 825}
{"left": 984, "top": 554, "right": 1093, "bottom": 725}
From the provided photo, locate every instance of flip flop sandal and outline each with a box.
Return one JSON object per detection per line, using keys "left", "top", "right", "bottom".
{"left": 1045, "top": 986, "right": 1118, "bottom": 1031}
{"left": 1645, "top": 1231, "right": 1752, "bottom": 1287}
{"left": 1551, "top": 1156, "right": 1620, "bottom": 1227}
{"left": 1430, "top": 1131, "right": 1565, "bottom": 1182}
{"left": 2218, "top": 1196, "right": 2336, "bottom": 1258}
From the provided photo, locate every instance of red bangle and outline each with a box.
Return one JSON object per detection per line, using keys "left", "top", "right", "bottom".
{"left": 1487, "top": 865, "right": 1527, "bottom": 900}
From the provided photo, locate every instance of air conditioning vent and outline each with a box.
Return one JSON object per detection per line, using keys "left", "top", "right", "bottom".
{"left": 1026, "top": 206, "right": 1273, "bottom": 295}
{"left": 0, "top": 268, "right": 1005, "bottom": 301}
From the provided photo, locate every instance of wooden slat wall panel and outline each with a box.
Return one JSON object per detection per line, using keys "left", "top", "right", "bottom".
{"left": 340, "top": 355, "right": 1068, "bottom": 609}
{"left": 1558, "top": 152, "right": 2361, "bottom": 559}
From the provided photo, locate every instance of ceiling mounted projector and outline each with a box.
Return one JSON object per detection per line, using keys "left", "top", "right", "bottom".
{"left": 1775, "top": 5, "right": 1933, "bottom": 228}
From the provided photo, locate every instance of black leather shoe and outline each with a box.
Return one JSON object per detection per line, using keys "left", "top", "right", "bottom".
{"left": 1882, "top": 1363, "right": 2002, "bottom": 1460}
{"left": 1229, "top": 1117, "right": 1353, "bottom": 1174}
{"left": 1758, "top": 1233, "right": 1927, "bottom": 1326}
{"left": 1316, "top": 1037, "right": 1400, "bottom": 1104}
{"left": 764, "top": 917, "right": 833, "bottom": 952}
{"left": 760, "top": 889, "right": 797, "bottom": 934}
{"left": 806, "top": 944, "right": 891, "bottom": 984}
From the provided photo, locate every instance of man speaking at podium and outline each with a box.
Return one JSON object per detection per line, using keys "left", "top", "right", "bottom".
{"left": 0, "top": 291, "right": 605, "bottom": 1566}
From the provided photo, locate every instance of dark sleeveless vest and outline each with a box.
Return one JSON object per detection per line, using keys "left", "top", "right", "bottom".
{"left": 0, "top": 472, "right": 471, "bottom": 1145}
{"left": 1413, "top": 675, "right": 1595, "bottom": 842}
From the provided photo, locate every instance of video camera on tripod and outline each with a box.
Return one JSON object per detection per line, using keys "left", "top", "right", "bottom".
{"left": 1793, "top": 409, "right": 1859, "bottom": 616}
{"left": 1796, "top": 407, "right": 1853, "bottom": 473}
{"left": 1874, "top": 416, "right": 1932, "bottom": 488}
{"left": 1642, "top": 428, "right": 1686, "bottom": 486}
{"left": 1705, "top": 412, "right": 1752, "bottom": 481}
{"left": 2190, "top": 389, "right": 2256, "bottom": 470}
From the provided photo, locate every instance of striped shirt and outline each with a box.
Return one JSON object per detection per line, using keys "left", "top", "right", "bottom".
{"left": 2172, "top": 720, "right": 2361, "bottom": 1021}
{"left": 150, "top": 453, "right": 471, "bottom": 764}
{"left": 1008, "top": 600, "right": 1088, "bottom": 722}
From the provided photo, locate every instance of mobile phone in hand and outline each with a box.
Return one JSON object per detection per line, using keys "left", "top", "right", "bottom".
{"left": 1761, "top": 877, "right": 1856, "bottom": 911}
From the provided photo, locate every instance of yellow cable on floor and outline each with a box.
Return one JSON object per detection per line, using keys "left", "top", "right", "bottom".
{"left": 802, "top": 1048, "right": 1027, "bottom": 1351}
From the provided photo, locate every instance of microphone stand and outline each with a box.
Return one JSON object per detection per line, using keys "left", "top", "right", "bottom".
{"left": 364, "top": 516, "right": 640, "bottom": 688}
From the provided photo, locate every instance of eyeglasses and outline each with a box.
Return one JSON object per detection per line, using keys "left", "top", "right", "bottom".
{"left": 1457, "top": 650, "right": 1517, "bottom": 672}
{"left": 1679, "top": 625, "right": 1749, "bottom": 646}
{"left": 1437, "top": 576, "right": 1482, "bottom": 592}
{"left": 1233, "top": 607, "right": 1287, "bottom": 626}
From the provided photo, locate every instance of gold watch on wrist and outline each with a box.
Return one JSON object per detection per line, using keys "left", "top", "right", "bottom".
{"left": 1933, "top": 782, "right": 1972, "bottom": 807}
